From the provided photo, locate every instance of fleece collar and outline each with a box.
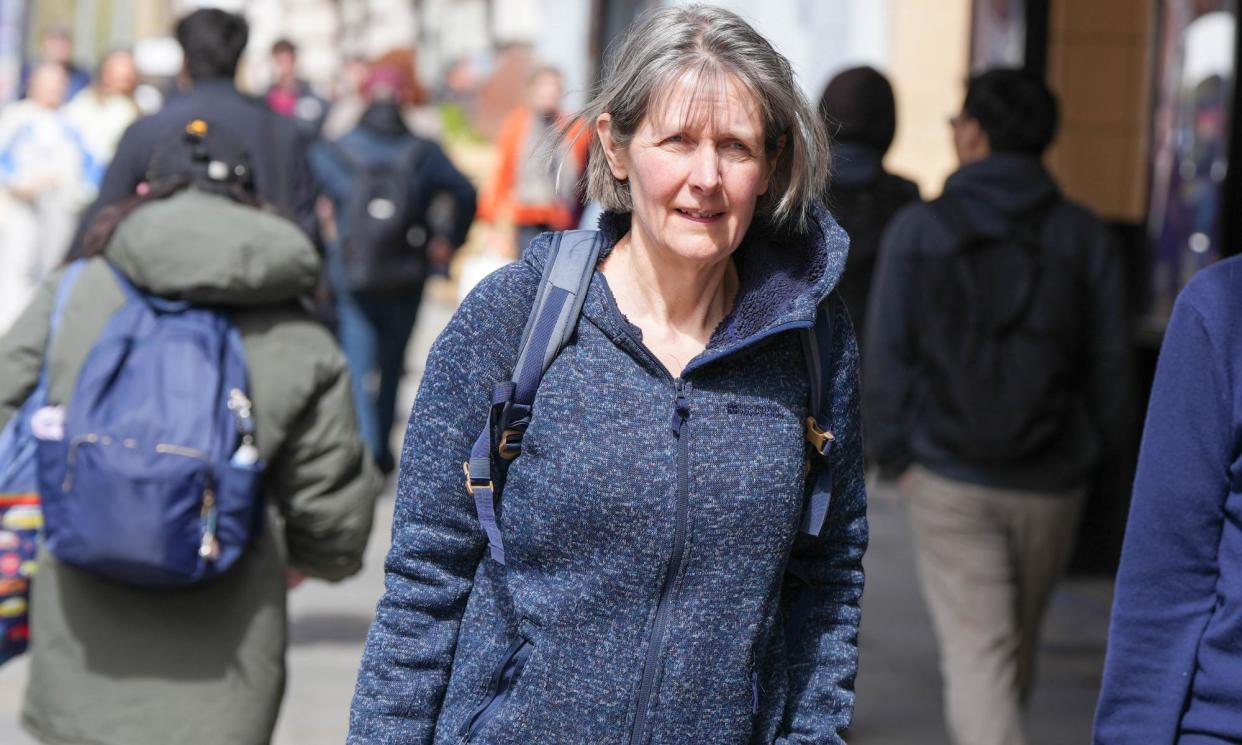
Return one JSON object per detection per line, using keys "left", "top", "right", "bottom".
{"left": 523, "top": 205, "right": 848, "bottom": 361}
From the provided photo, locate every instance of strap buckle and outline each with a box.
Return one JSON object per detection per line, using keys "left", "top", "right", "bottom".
{"left": 462, "top": 461, "right": 489, "bottom": 495}
{"left": 497, "top": 429, "right": 523, "bottom": 460}
{"left": 805, "top": 416, "right": 834, "bottom": 456}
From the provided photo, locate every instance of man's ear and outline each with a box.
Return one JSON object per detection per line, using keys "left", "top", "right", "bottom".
{"left": 596, "top": 113, "right": 628, "bottom": 181}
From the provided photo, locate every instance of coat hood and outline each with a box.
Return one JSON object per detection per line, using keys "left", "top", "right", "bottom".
{"left": 525, "top": 205, "right": 850, "bottom": 353}
{"left": 942, "top": 153, "right": 1060, "bottom": 234}
{"left": 105, "top": 188, "right": 320, "bottom": 306}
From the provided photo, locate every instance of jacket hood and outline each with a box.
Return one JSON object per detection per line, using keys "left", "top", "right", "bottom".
{"left": 830, "top": 141, "right": 886, "bottom": 188}
{"left": 526, "top": 205, "right": 850, "bottom": 352}
{"left": 943, "top": 153, "right": 1059, "bottom": 232}
{"left": 105, "top": 188, "right": 321, "bottom": 306}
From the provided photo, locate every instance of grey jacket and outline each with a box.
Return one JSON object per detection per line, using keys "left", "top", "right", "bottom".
{"left": 0, "top": 189, "right": 380, "bottom": 745}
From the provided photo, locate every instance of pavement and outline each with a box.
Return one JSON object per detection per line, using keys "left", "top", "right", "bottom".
{"left": 0, "top": 281, "right": 1113, "bottom": 744}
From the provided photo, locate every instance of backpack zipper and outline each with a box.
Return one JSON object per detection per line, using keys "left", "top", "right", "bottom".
{"left": 630, "top": 379, "right": 691, "bottom": 745}
{"left": 154, "top": 444, "right": 221, "bottom": 562}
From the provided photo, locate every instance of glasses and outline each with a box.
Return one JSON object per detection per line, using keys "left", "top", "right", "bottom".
{"left": 948, "top": 114, "right": 964, "bottom": 128}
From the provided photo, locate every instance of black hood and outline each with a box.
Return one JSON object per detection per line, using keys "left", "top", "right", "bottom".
{"left": 942, "top": 153, "right": 1060, "bottom": 234}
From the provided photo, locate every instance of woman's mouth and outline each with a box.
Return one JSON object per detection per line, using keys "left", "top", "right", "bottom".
{"left": 675, "top": 208, "right": 724, "bottom": 223}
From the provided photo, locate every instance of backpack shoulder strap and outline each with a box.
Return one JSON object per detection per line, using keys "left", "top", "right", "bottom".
{"left": 798, "top": 300, "right": 836, "bottom": 538}
{"left": 466, "top": 230, "right": 603, "bottom": 564}
{"left": 32, "top": 261, "right": 87, "bottom": 398}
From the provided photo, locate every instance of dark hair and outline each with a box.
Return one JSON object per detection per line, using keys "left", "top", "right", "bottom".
{"left": 962, "top": 68, "right": 1059, "bottom": 156}
{"left": 818, "top": 65, "right": 897, "bottom": 154}
{"left": 271, "top": 38, "right": 296, "bottom": 56}
{"left": 175, "top": 9, "right": 248, "bottom": 82}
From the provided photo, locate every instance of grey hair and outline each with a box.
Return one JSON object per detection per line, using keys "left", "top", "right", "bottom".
{"left": 569, "top": 4, "right": 829, "bottom": 232}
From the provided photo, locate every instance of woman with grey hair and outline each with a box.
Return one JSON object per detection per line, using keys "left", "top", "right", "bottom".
{"left": 348, "top": 6, "right": 867, "bottom": 744}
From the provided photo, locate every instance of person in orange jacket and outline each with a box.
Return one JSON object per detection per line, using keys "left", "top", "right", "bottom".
{"left": 479, "top": 66, "right": 589, "bottom": 257}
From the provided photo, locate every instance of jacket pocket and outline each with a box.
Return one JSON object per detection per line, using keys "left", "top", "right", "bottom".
{"left": 459, "top": 631, "right": 536, "bottom": 742}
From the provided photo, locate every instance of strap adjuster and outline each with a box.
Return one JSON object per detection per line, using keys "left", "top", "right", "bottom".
{"left": 463, "top": 461, "right": 490, "bottom": 495}
{"left": 805, "top": 416, "right": 834, "bottom": 456}
{"left": 497, "top": 429, "right": 523, "bottom": 460}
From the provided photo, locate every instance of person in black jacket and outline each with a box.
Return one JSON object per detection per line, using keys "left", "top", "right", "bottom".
{"left": 864, "top": 69, "right": 1134, "bottom": 745}
{"left": 70, "top": 8, "right": 318, "bottom": 255}
{"left": 819, "top": 66, "right": 919, "bottom": 354}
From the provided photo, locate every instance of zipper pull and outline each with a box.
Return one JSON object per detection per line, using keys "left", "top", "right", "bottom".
{"left": 199, "top": 486, "right": 220, "bottom": 561}
{"left": 670, "top": 381, "right": 690, "bottom": 438}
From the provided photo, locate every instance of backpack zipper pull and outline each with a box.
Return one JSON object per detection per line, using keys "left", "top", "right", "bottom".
{"left": 670, "top": 381, "right": 691, "bottom": 438}
{"left": 199, "top": 485, "right": 220, "bottom": 561}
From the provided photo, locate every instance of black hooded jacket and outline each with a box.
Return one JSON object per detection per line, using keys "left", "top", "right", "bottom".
{"left": 863, "top": 153, "right": 1135, "bottom": 490}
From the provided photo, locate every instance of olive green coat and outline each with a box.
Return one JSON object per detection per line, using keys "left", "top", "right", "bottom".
{"left": 0, "top": 189, "right": 381, "bottom": 745}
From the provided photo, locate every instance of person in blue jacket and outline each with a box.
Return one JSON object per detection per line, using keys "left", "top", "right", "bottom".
{"left": 347, "top": 5, "right": 868, "bottom": 745}
{"left": 310, "top": 64, "right": 477, "bottom": 475}
{"left": 1094, "top": 255, "right": 1242, "bottom": 743}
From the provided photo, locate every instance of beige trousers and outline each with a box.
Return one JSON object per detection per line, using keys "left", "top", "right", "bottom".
{"left": 900, "top": 465, "right": 1085, "bottom": 745}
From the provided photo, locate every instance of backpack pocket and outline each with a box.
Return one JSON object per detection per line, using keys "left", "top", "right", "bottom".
{"left": 38, "top": 435, "right": 220, "bottom": 587}
{"left": 460, "top": 629, "right": 538, "bottom": 742}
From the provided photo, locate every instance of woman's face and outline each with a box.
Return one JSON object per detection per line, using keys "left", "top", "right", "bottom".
{"left": 600, "top": 71, "right": 776, "bottom": 266}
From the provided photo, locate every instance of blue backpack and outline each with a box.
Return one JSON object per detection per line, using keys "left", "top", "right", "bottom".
{"left": 36, "top": 263, "right": 264, "bottom": 589}
{"left": 464, "top": 231, "right": 837, "bottom": 566}
{"left": 0, "top": 262, "right": 84, "bottom": 665}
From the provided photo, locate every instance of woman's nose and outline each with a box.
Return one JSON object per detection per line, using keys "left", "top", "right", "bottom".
{"left": 687, "top": 144, "right": 722, "bottom": 192}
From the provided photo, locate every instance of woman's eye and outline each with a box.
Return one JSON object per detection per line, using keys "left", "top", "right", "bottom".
{"left": 724, "top": 141, "right": 753, "bottom": 156}
{"left": 662, "top": 134, "right": 687, "bottom": 146}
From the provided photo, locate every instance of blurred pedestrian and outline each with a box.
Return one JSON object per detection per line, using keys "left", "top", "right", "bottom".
{"left": 70, "top": 8, "right": 319, "bottom": 258}
{"left": 64, "top": 49, "right": 140, "bottom": 169}
{"left": 310, "top": 64, "right": 477, "bottom": 475}
{"left": 320, "top": 56, "right": 371, "bottom": 142}
{"left": 19, "top": 26, "right": 90, "bottom": 101}
{"left": 865, "top": 68, "right": 1134, "bottom": 745}
{"left": 265, "top": 38, "right": 327, "bottom": 138}
{"left": 0, "top": 62, "right": 95, "bottom": 333}
{"left": 348, "top": 6, "right": 866, "bottom": 744}
{"left": 1094, "top": 257, "right": 1242, "bottom": 740}
{"left": 0, "top": 120, "right": 379, "bottom": 745}
{"left": 819, "top": 65, "right": 919, "bottom": 353}
{"left": 477, "top": 65, "right": 589, "bottom": 257}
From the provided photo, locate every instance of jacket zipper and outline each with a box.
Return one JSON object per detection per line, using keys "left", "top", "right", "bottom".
{"left": 629, "top": 379, "right": 691, "bottom": 745}
{"left": 459, "top": 634, "right": 532, "bottom": 743}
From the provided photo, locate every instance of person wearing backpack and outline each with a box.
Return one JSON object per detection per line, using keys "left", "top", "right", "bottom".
{"left": 864, "top": 69, "right": 1134, "bottom": 745}
{"left": 0, "top": 121, "right": 380, "bottom": 745}
{"left": 818, "top": 66, "right": 919, "bottom": 357}
{"left": 310, "top": 63, "right": 477, "bottom": 476}
{"left": 347, "top": 7, "right": 868, "bottom": 744}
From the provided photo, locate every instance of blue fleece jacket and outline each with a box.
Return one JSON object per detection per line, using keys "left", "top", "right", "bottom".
{"left": 347, "top": 210, "right": 868, "bottom": 745}
{"left": 1095, "top": 255, "right": 1242, "bottom": 743}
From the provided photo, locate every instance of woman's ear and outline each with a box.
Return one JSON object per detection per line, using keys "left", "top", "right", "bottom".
{"left": 596, "top": 113, "right": 628, "bottom": 181}
{"left": 758, "top": 134, "right": 786, "bottom": 196}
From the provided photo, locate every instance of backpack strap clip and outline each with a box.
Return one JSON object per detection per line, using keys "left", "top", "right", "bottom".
{"left": 804, "top": 416, "right": 834, "bottom": 456}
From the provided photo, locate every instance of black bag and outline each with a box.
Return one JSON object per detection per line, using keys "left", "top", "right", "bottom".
{"left": 914, "top": 193, "right": 1081, "bottom": 463}
{"left": 333, "top": 139, "right": 429, "bottom": 293}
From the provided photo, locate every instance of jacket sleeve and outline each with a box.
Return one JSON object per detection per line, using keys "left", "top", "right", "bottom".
{"left": 348, "top": 262, "right": 538, "bottom": 743}
{"left": 862, "top": 205, "right": 922, "bottom": 476}
{"left": 0, "top": 279, "right": 54, "bottom": 428}
{"left": 1093, "top": 286, "right": 1232, "bottom": 743}
{"left": 779, "top": 294, "right": 869, "bottom": 745}
{"left": 68, "top": 120, "right": 148, "bottom": 259}
{"left": 477, "top": 109, "right": 523, "bottom": 223}
{"left": 418, "top": 142, "right": 478, "bottom": 248}
{"left": 272, "top": 351, "right": 382, "bottom": 581}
